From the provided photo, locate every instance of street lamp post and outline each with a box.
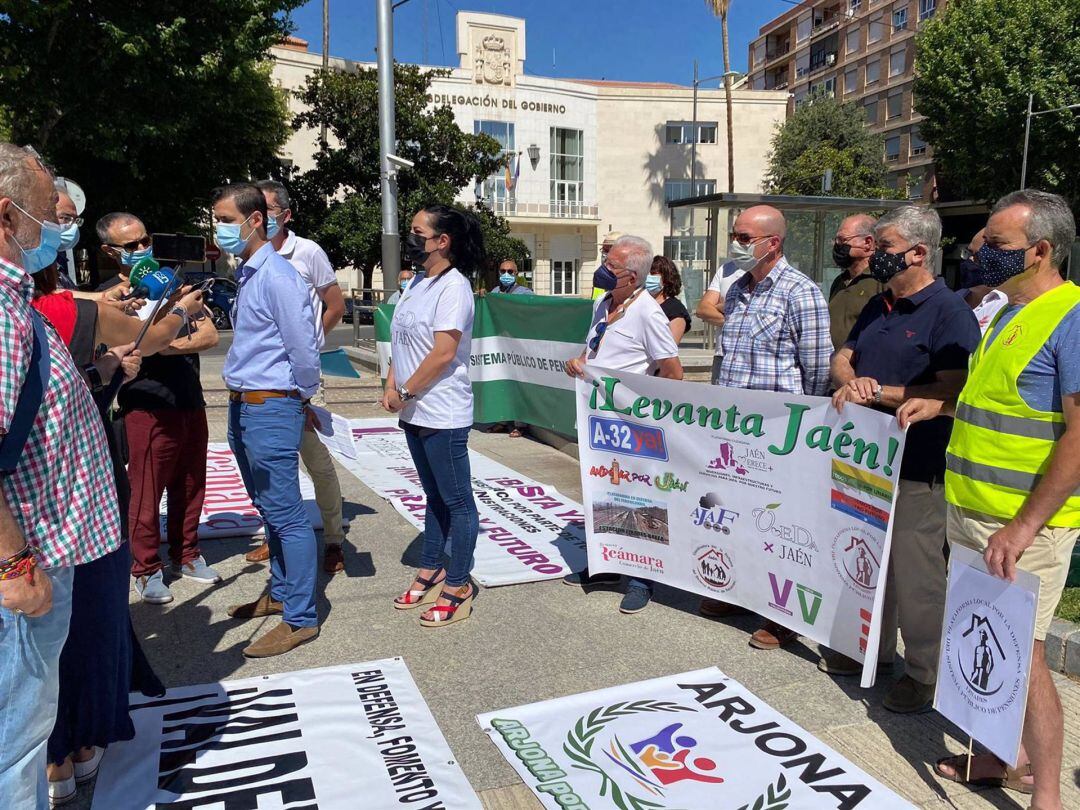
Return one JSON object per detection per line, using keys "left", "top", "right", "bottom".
{"left": 376, "top": 0, "right": 400, "bottom": 283}
{"left": 1020, "top": 93, "right": 1080, "bottom": 189}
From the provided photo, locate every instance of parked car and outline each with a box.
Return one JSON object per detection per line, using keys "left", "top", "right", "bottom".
{"left": 203, "top": 277, "right": 237, "bottom": 330}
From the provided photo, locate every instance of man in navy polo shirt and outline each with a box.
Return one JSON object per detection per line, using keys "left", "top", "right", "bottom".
{"left": 825, "top": 205, "right": 980, "bottom": 713}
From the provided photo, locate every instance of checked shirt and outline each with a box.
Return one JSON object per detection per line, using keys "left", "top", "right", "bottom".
{"left": 0, "top": 256, "right": 122, "bottom": 568}
{"left": 717, "top": 257, "right": 832, "bottom": 396}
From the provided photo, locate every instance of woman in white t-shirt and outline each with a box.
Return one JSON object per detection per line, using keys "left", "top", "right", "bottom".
{"left": 381, "top": 205, "right": 483, "bottom": 627}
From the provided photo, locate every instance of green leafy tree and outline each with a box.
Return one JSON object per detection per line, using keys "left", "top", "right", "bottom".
{"left": 289, "top": 63, "right": 526, "bottom": 289}
{"left": 914, "top": 0, "right": 1080, "bottom": 207}
{"left": 0, "top": 0, "right": 301, "bottom": 234}
{"left": 764, "top": 96, "right": 900, "bottom": 199}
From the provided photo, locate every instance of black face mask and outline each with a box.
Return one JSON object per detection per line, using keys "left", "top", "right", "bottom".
{"left": 957, "top": 258, "right": 981, "bottom": 286}
{"left": 868, "top": 248, "right": 910, "bottom": 283}
{"left": 832, "top": 242, "right": 855, "bottom": 269}
{"left": 404, "top": 232, "right": 431, "bottom": 267}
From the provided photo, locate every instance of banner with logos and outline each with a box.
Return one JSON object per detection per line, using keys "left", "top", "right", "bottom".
{"left": 576, "top": 367, "right": 908, "bottom": 687}
{"left": 391, "top": 482, "right": 588, "bottom": 587}
{"left": 934, "top": 544, "right": 1039, "bottom": 767}
{"left": 478, "top": 667, "right": 911, "bottom": 810}
{"left": 375, "top": 294, "right": 592, "bottom": 436}
{"left": 165, "top": 443, "right": 323, "bottom": 539}
{"left": 92, "top": 659, "right": 481, "bottom": 810}
{"left": 332, "top": 418, "right": 543, "bottom": 500}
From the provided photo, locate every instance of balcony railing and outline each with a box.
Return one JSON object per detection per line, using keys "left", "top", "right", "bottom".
{"left": 809, "top": 51, "right": 838, "bottom": 74}
{"left": 765, "top": 43, "right": 791, "bottom": 62}
{"left": 487, "top": 198, "right": 600, "bottom": 220}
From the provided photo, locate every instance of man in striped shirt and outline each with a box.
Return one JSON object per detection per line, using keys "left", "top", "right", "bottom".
{"left": 701, "top": 205, "right": 832, "bottom": 651}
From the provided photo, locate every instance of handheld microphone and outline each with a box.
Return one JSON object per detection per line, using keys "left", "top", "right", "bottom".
{"left": 124, "top": 257, "right": 178, "bottom": 301}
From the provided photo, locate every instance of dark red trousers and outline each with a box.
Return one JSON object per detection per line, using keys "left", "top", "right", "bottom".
{"left": 126, "top": 408, "right": 208, "bottom": 577}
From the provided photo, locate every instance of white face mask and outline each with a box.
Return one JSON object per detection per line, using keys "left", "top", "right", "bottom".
{"left": 730, "top": 238, "right": 769, "bottom": 270}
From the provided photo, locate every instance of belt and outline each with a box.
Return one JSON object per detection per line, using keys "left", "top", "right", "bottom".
{"left": 228, "top": 390, "right": 302, "bottom": 405}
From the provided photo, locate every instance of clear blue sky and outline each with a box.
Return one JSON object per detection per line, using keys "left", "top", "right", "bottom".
{"left": 287, "top": 0, "right": 800, "bottom": 86}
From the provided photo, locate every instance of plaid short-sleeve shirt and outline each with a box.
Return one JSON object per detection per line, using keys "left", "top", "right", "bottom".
{"left": 0, "top": 256, "right": 122, "bottom": 568}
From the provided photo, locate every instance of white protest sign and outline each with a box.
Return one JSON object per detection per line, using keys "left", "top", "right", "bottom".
{"left": 310, "top": 405, "right": 359, "bottom": 460}
{"left": 92, "top": 659, "right": 480, "bottom": 810}
{"left": 333, "top": 418, "right": 542, "bottom": 499}
{"left": 934, "top": 543, "right": 1039, "bottom": 767}
{"left": 391, "top": 483, "right": 588, "bottom": 586}
{"left": 576, "top": 367, "right": 907, "bottom": 686}
{"left": 166, "top": 443, "right": 324, "bottom": 539}
{"left": 478, "top": 667, "right": 912, "bottom": 809}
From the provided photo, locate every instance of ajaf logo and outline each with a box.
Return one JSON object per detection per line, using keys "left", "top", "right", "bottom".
{"left": 690, "top": 492, "right": 738, "bottom": 534}
{"left": 943, "top": 598, "right": 1024, "bottom": 715}
{"left": 831, "top": 527, "right": 881, "bottom": 596}
{"left": 693, "top": 544, "right": 735, "bottom": 593}
{"left": 767, "top": 573, "right": 823, "bottom": 626}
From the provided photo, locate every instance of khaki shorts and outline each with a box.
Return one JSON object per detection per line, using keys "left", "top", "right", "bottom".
{"left": 946, "top": 504, "right": 1078, "bottom": 641}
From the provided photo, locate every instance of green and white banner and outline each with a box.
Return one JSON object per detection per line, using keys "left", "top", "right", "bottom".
{"left": 375, "top": 294, "right": 593, "bottom": 436}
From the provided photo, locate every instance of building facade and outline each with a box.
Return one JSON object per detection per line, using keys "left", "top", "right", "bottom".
{"left": 747, "top": 0, "right": 943, "bottom": 202}
{"left": 272, "top": 11, "right": 788, "bottom": 301}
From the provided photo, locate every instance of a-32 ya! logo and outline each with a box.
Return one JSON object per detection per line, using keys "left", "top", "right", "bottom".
{"left": 588, "top": 416, "right": 669, "bottom": 461}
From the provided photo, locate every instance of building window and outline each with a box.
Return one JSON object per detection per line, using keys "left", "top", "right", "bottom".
{"left": 910, "top": 127, "right": 928, "bottom": 156}
{"left": 885, "top": 173, "right": 900, "bottom": 191}
{"left": 550, "top": 127, "right": 584, "bottom": 218}
{"left": 868, "top": 14, "right": 883, "bottom": 43}
{"left": 865, "top": 99, "right": 878, "bottom": 124}
{"left": 665, "top": 122, "right": 718, "bottom": 144}
{"left": 887, "top": 91, "right": 903, "bottom": 119}
{"left": 797, "top": 13, "right": 812, "bottom": 42}
{"left": 907, "top": 168, "right": 925, "bottom": 199}
{"left": 810, "top": 77, "right": 837, "bottom": 100}
{"left": 475, "top": 120, "right": 515, "bottom": 211}
{"left": 850, "top": 0, "right": 862, "bottom": 11}
{"left": 893, "top": 7, "right": 908, "bottom": 31}
{"left": 885, "top": 135, "right": 901, "bottom": 162}
{"left": 919, "top": 0, "right": 936, "bottom": 21}
{"left": 845, "top": 68, "right": 858, "bottom": 94}
{"left": 889, "top": 48, "right": 906, "bottom": 77}
{"left": 846, "top": 28, "right": 860, "bottom": 54}
{"left": 663, "top": 236, "right": 709, "bottom": 263}
{"left": 666, "top": 180, "right": 716, "bottom": 233}
{"left": 551, "top": 259, "right": 578, "bottom": 296}
{"left": 866, "top": 59, "right": 881, "bottom": 84}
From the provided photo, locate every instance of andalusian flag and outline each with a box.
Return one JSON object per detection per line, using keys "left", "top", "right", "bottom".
{"left": 504, "top": 153, "right": 520, "bottom": 191}
{"left": 376, "top": 294, "right": 592, "bottom": 436}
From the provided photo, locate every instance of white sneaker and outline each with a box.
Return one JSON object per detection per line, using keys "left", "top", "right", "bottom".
{"left": 48, "top": 774, "right": 76, "bottom": 807}
{"left": 172, "top": 555, "right": 222, "bottom": 584}
{"left": 134, "top": 570, "right": 173, "bottom": 604}
{"left": 74, "top": 746, "right": 104, "bottom": 784}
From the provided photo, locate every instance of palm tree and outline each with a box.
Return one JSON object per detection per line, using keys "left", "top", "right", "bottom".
{"left": 704, "top": 0, "right": 735, "bottom": 192}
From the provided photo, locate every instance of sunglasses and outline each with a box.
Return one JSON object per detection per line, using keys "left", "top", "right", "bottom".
{"left": 729, "top": 231, "right": 774, "bottom": 246}
{"left": 589, "top": 321, "right": 607, "bottom": 352}
{"left": 107, "top": 235, "right": 153, "bottom": 252}
{"left": 58, "top": 214, "right": 83, "bottom": 227}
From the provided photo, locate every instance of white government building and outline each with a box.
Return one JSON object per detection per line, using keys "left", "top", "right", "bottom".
{"left": 271, "top": 10, "right": 788, "bottom": 301}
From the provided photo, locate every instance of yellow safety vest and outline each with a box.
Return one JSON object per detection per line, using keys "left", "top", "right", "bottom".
{"left": 945, "top": 281, "right": 1080, "bottom": 527}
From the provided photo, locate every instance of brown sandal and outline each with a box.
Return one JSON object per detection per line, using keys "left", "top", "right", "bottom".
{"left": 935, "top": 754, "right": 1034, "bottom": 795}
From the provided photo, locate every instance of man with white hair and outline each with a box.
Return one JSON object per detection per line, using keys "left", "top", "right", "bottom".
{"left": 825, "top": 205, "right": 980, "bottom": 713}
{"left": 565, "top": 235, "right": 682, "bottom": 613}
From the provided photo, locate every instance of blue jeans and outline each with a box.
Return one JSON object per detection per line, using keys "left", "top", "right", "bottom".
{"left": 404, "top": 427, "right": 479, "bottom": 587}
{"left": 0, "top": 566, "right": 75, "bottom": 810}
{"left": 228, "top": 399, "right": 317, "bottom": 628}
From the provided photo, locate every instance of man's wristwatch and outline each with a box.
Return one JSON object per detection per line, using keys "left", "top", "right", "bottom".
{"left": 397, "top": 385, "right": 415, "bottom": 402}
{"left": 82, "top": 363, "right": 104, "bottom": 393}
{"left": 169, "top": 305, "right": 188, "bottom": 322}
{"left": 873, "top": 384, "right": 884, "bottom": 405}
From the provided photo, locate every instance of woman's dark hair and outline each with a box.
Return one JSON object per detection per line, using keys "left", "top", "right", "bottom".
{"left": 651, "top": 255, "right": 681, "bottom": 298}
{"left": 421, "top": 204, "right": 486, "bottom": 275}
{"left": 31, "top": 264, "right": 59, "bottom": 298}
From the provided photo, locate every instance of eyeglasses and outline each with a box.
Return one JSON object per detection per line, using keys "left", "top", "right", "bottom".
{"left": 588, "top": 322, "right": 607, "bottom": 352}
{"left": 107, "top": 234, "right": 152, "bottom": 252}
{"left": 57, "top": 214, "right": 83, "bottom": 227}
{"left": 834, "top": 233, "right": 870, "bottom": 246}
{"left": 729, "top": 231, "right": 774, "bottom": 246}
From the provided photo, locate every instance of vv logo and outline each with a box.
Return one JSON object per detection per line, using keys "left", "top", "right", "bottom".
{"left": 959, "top": 614, "right": 1007, "bottom": 696}
{"left": 767, "top": 573, "right": 823, "bottom": 626}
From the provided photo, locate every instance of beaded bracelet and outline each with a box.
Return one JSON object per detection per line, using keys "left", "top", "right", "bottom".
{"left": 0, "top": 544, "right": 33, "bottom": 577}
{"left": 0, "top": 554, "right": 35, "bottom": 581}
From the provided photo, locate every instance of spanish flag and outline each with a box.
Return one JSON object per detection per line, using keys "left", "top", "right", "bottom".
{"left": 504, "top": 153, "right": 520, "bottom": 191}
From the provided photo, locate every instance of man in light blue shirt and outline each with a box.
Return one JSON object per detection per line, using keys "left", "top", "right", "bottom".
{"left": 214, "top": 182, "right": 321, "bottom": 659}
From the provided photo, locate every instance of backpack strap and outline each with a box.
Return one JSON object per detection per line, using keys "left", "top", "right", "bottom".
{"left": 0, "top": 309, "right": 52, "bottom": 476}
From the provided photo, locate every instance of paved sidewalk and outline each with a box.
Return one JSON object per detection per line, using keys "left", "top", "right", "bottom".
{"left": 72, "top": 375, "right": 1080, "bottom": 809}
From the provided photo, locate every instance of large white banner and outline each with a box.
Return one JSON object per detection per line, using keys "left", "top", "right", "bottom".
{"left": 934, "top": 544, "right": 1039, "bottom": 767}
{"left": 391, "top": 483, "right": 588, "bottom": 586}
{"left": 478, "top": 667, "right": 912, "bottom": 809}
{"left": 165, "top": 443, "right": 324, "bottom": 539}
{"left": 92, "top": 659, "right": 480, "bottom": 810}
{"left": 333, "top": 419, "right": 542, "bottom": 500}
{"left": 576, "top": 368, "right": 907, "bottom": 686}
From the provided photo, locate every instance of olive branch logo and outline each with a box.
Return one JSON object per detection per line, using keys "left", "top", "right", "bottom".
{"left": 737, "top": 773, "right": 791, "bottom": 810}
{"left": 562, "top": 700, "right": 696, "bottom": 810}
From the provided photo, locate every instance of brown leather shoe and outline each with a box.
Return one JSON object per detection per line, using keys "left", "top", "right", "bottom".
{"left": 818, "top": 650, "right": 894, "bottom": 677}
{"left": 749, "top": 621, "right": 799, "bottom": 650}
{"left": 245, "top": 542, "right": 270, "bottom": 563}
{"left": 698, "top": 598, "right": 750, "bottom": 619}
{"left": 323, "top": 543, "right": 344, "bottom": 574}
{"left": 242, "top": 622, "right": 319, "bottom": 659}
{"left": 227, "top": 593, "right": 283, "bottom": 619}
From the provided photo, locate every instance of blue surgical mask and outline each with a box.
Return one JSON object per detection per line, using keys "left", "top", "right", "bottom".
{"left": 976, "top": 243, "right": 1034, "bottom": 287}
{"left": 593, "top": 263, "right": 618, "bottom": 291}
{"left": 266, "top": 213, "right": 281, "bottom": 240}
{"left": 11, "top": 201, "right": 62, "bottom": 274}
{"left": 120, "top": 245, "right": 153, "bottom": 267}
{"left": 216, "top": 214, "right": 254, "bottom": 256}
{"left": 645, "top": 274, "right": 663, "bottom": 294}
{"left": 399, "top": 279, "right": 410, "bottom": 291}
{"left": 730, "top": 239, "right": 766, "bottom": 271}
{"left": 57, "top": 222, "right": 80, "bottom": 252}
{"left": 499, "top": 272, "right": 515, "bottom": 287}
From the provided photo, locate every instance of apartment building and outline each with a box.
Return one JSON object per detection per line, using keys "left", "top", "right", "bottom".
{"left": 748, "top": 0, "right": 942, "bottom": 202}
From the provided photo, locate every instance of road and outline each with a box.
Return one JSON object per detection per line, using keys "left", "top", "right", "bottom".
{"left": 204, "top": 322, "right": 372, "bottom": 359}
